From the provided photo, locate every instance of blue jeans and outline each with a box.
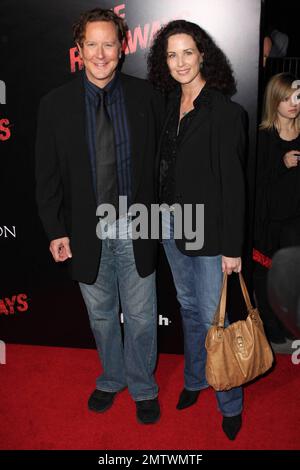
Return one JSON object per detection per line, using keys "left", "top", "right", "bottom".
{"left": 79, "top": 217, "right": 158, "bottom": 401}
{"left": 161, "top": 211, "right": 243, "bottom": 417}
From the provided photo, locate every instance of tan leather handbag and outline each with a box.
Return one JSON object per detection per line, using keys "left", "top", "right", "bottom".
{"left": 205, "top": 272, "right": 273, "bottom": 391}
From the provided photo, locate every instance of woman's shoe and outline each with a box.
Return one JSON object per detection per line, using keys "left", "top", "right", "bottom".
{"left": 222, "top": 414, "right": 242, "bottom": 440}
{"left": 176, "top": 388, "right": 201, "bottom": 410}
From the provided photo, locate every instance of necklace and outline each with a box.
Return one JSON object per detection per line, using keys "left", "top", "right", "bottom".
{"left": 181, "top": 106, "right": 194, "bottom": 119}
{"left": 181, "top": 110, "right": 191, "bottom": 120}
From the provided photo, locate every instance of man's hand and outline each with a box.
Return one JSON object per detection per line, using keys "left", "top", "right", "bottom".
{"left": 222, "top": 256, "right": 242, "bottom": 275}
{"left": 50, "top": 237, "right": 72, "bottom": 262}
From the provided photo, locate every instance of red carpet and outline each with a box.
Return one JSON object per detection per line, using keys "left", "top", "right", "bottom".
{"left": 0, "top": 344, "right": 299, "bottom": 450}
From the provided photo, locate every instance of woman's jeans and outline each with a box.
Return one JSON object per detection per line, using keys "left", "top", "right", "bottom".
{"left": 161, "top": 210, "right": 243, "bottom": 417}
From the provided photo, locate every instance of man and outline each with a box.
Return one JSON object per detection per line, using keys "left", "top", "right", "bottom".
{"left": 35, "top": 8, "right": 163, "bottom": 424}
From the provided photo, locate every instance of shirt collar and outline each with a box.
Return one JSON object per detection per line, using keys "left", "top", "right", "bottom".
{"left": 193, "top": 83, "right": 213, "bottom": 108}
{"left": 171, "top": 83, "right": 213, "bottom": 109}
{"left": 84, "top": 71, "right": 120, "bottom": 103}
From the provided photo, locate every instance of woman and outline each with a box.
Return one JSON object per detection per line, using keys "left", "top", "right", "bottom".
{"left": 254, "top": 73, "right": 300, "bottom": 345}
{"left": 148, "top": 20, "right": 246, "bottom": 440}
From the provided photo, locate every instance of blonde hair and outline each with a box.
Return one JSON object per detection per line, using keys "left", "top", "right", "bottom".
{"left": 260, "top": 72, "right": 300, "bottom": 132}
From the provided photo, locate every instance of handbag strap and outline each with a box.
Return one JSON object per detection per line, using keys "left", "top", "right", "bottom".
{"left": 213, "top": 272, "right": 254, "bottom": 327}
{"left": 238, "top": 272, "right": 253, "bottom": 311}
{"left": 213, "top": 273, "right": 228, "bottom": 327}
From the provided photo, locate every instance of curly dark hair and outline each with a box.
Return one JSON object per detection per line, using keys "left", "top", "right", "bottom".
{"left": 147, "top": 20, "right": 236, "bottom": 95}
{"left": 73, "top": 8, "right": 128, "bottom": 47}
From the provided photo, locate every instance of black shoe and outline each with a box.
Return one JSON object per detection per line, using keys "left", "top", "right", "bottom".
{"left": 222, "top": 414, "right": 242, "bottom": 440}
{"left": 136, "top": 398, "right": 160, "bottom": 424}
{"left": 264, "top": 320, "right": 287, "bottom": 344}
{"left": 176, "top": 388, "right": 201, "bottom": 410}
{"left": 271, "top": 338, "right": 295, "bottom": 354}
{"left": 88, "top": 389, "right": 117, "bottom": 413}
{"left": 267, "top": 333, "right": 287, "bottom": 344}
{"left": 283, "top": 327, "right": 297, "bottom": 341}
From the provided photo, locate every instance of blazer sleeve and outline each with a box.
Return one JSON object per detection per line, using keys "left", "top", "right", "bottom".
{"left": 219, "top": 103, "right": 246, "bottom": 257}
{"left": 255, "top": 129, "right": 287, "bottom": 188}
{"left": 151, "top": 87, "right": 166, "bottom": 135}
{"left": 254, "top": 129, "right": 269, "bottom": 245}
{"left": 254, "top": 128, "right": 290, "bottom": 247}
{"left": 150, "top": 87, "right": 166, "bottom": 201}
{"left": 35, "top": 95, "right": 68, "bottom": 241}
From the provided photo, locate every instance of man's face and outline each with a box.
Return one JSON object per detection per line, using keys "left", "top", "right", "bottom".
{"left": 77, "top": 21, "right": 121, "bottom": 88}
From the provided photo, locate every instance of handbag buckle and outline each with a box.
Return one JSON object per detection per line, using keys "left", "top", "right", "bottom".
{"left": 216, "top": 327, "right": 224, "bottom": 339}
{"left": 236, "top": 335, "right": 247, "bottom": 357}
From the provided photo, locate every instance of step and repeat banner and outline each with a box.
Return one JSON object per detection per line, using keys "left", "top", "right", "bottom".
{"left": 0, "top": 0, "right": 261, "bottom": 352}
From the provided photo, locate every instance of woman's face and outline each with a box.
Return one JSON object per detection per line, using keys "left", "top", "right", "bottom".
{"left": 277, "top": 90, "right": 300, "bottom": 120}
{"left": 166, "top": 33, "right": 204, "bottom": 86}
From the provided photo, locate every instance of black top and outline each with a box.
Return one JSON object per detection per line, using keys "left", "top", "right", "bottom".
{"left": 159, "top": 102, "right": 177, "bottom": 205}
{"left": 159, "top": 87, "right": 212, "bottom": 206}
{"left": 254, "top": 128, "right": 300, "bottom": 254}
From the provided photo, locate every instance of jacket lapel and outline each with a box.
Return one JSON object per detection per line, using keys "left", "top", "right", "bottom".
{"left": 120, "top": 74, "right": 148, "bottom": 201}
{"left": 67, "top": 75, "right": 96, "bottom": 205}
{"left": 178, "top": 88, "right": 213, "bottom": 147}
{"left": 157, "top": 86, "right": 213, "bottom": 153}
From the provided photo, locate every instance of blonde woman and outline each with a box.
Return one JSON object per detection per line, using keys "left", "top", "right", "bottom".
{"left": 254, "top": 73, "right": 300, "bottom": 345}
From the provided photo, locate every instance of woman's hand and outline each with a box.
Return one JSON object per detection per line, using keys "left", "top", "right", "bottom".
{"left": 283, "top": 150, "right": 299, "bottom": 169}
{"left": 222, "top": 256, "right": 242, "bottom": 275}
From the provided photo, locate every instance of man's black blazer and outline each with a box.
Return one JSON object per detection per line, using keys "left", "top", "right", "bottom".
{"left": 36, "top": 72, "right": 164, "bottom": 283}
{"left": 159, "top": 87, "right": 247, "bottom": 258}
